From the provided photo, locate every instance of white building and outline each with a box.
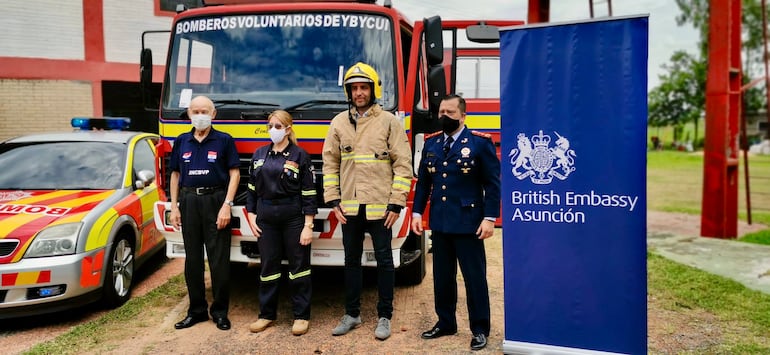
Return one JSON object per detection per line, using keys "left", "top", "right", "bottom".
{"left": 0, "top": 0, "right": 179, "bottom": 139}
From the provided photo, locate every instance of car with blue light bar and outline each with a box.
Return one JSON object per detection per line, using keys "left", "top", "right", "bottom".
{"left": 0, "top": 118, "right": 165, "bottom": 318}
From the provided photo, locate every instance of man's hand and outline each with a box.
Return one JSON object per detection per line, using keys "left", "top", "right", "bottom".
{"left": 476, "top": 219, "right": 495, "bottom": 239}
{"left": 410, "top": 215, "right": 424, "bottom": 235}
{"left": 217, "top": 204, "right": 232, "bottom": 230}
{"left": 383, "top": 210, "right": 399, "bottom": 229}
{"left": 170, "top": 206, "right": 181, "bottom": 230}
{"left": 332, "top": 205, "right": 347, "bottom": 224}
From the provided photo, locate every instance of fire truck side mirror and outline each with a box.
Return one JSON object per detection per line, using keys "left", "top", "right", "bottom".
{"left": 427, "top": 65, "right": 446, "bottom": 110}
{"left": 140, "top": 48, "right": 154, "bottom": 110}
{"left": 140, "top": 48, "right": 152, "bottom": 91}
{"left": 423, "top": 16, "right": 443, "bottom": 67}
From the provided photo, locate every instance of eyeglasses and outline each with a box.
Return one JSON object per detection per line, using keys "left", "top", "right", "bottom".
{"left": 267, "top": 124, "right": 290, "bottom": 130}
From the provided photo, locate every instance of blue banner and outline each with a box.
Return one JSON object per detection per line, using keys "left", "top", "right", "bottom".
{"left": 500, "top": 17, "right": 648, "bottom": 354}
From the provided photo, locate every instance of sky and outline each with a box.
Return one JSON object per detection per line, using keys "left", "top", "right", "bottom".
{"left": 392, "top": 0, "right": 699, "bottom": 91}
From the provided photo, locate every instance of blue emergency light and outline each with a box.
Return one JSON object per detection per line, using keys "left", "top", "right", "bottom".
{"left": 71, "top": 117, "right": 131, "bottom": 131}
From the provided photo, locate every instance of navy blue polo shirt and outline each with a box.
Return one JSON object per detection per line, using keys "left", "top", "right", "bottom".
{"left": 169, "top": 128, "right": 240, "bottom": 187}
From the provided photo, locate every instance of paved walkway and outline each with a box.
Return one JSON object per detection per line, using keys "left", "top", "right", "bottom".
{"left": 648, "top": 231, "right": 770, "bottom": 294}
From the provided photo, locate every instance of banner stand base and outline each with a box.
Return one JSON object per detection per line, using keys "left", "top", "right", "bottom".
{"left": 502, "top": 340, "right": 627, "bottom": 355}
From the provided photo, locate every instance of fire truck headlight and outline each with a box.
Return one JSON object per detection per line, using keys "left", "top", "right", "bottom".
{"left": 25, "top": 223, "right": 82, "bottom": 258}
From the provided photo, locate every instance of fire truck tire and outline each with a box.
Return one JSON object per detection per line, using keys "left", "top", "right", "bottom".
{"left": 396, "top": 231, "right": 426, "bottom": 285}
{"left": 101, "top": 234, "right": 135, "bottom": 308}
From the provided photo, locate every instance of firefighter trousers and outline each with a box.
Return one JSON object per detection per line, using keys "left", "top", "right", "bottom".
{"left": 341, "top": 205, "right": 394, "bottom": 320}
{"left": 256, "top": 199, "right": 312, "bottom": 320}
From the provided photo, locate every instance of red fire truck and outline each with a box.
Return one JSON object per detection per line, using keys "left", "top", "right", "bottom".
{"left": 140, "top": 0, "right": 520, "bottom": 285}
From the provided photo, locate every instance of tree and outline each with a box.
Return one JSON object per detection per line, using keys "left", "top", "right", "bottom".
{"left": 649, "top": 0, "right": 768, "bottom": 146}
{"left": 648, "top": 51, "right": 705, "bottom": 143}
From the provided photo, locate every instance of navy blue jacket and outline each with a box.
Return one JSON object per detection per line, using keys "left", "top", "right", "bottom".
{"left": 246, "top": 142, "right": 318, "bottom": 216}
{"left": 413, "top": 127, "right": 501, "bottom": 234}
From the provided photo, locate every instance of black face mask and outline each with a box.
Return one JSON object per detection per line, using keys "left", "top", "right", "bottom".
{"left": 440, "top": 115, "right": 461, "bottom": 134}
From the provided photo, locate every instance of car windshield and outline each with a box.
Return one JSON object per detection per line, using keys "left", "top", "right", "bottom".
{"left": 163, "top": 11, "right": 396, "bottom": 113}
{"left": 0, "top": 141, "right": 126, "bottom": 190}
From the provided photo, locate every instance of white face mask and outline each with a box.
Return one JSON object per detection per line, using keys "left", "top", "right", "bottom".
{"left": 269, "top": 126, "right": 289, "bottom": 144}
{"left": 190, "top": 114, "right": 212, "bottom": 130}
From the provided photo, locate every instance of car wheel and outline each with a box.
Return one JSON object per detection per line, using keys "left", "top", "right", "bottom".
{"left": 102, "top": 235, "right": 134, "bottom": 308}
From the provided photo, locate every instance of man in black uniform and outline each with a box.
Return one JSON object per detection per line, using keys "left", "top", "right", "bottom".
{"left": 411, "top": 94, "right": 501, "bottom": 351}
{"left": 169, "top": 95, "right": 240, "bottom": 331}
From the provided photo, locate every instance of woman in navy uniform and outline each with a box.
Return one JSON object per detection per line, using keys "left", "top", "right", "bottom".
{"left": 245, "top": 110, "right": 317, "bottom": 336}
{"left": 411, "top": 94, "right": 501, "bottom": 351}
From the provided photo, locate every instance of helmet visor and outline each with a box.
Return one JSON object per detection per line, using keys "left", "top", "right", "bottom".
{"left": 344, "top": 76, "right": 374, "bottom": 85}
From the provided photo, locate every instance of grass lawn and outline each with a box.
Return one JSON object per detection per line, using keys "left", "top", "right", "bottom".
{"left": 647, "top": 149, "right": 770, "bottom": 353}
{"left": 647, "top": 150, "right": 770, "bottom": 242}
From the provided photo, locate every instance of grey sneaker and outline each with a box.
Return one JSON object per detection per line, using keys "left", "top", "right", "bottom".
{"left": 374, "top": 317, "right": 391, "bottom": 340}
{"left": 332, "top": 314, "right": 362, "bottom": 336}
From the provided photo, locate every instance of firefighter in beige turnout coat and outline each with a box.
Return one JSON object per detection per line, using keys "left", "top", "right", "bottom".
{"left": 322, "top": 62, "right": 412, "bottom": 340}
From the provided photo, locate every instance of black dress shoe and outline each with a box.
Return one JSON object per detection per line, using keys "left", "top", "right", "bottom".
{"left": 421, "top": 326, "right": 457, "bottom": 339}
{"left": 214, "top": 317, "right": 231, "bottom": 330}
{"left": 470, "top": 333, "right": 487, "bottom": 351}
{"left": 174, "top": 315, "right": 208, "bottom": 329}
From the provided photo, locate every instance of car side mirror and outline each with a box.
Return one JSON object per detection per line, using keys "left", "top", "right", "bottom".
{"left": 135, "top": 170, "right": 156, "bottom": 189}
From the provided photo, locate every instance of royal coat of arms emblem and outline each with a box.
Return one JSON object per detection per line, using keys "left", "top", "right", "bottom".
{"left": 508, "top": 130, "right": 576, "bottom": 184}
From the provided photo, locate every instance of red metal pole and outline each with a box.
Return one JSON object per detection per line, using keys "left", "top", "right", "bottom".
{"left": 727, "top": 0, "right": 741, "bottom": 235}
{"left": 527, "top": 0, "right": 550, "bottom": 24}
{"left": 701, "top": 0, "right": 740, "bottom": 238}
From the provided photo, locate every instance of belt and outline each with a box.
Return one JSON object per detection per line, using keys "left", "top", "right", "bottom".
{"left": 182, "top": 186, "right": 225, "bottom": 195}
{"left": 259, "top": 196, "right": 299, "bottom": 205}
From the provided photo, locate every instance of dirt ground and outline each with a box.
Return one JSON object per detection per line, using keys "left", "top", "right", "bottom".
{"left": 0, "top": 211, "right": 767, "bottom": 354}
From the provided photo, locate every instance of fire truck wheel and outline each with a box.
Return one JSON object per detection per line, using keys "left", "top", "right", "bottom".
{"left": 102, "top": 234, "right": 135, "bottom": 308}
{"left": 396, "top": 231, "right": 427, "bottom": 286}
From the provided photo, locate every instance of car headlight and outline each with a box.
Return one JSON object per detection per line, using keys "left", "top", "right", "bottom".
{"left": 25, "top": 223, "right": 82, "bottom": 258}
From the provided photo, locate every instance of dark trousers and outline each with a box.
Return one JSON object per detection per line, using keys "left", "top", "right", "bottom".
{"left": 341, "top": 206, "right": 394, "bottom": 319}
{"left": 431, "top": 231, "right": 490, "bottom": 336}
{"left": 256, "top": 200, "right": 312, "bottom": 320}
{"left": 179, "top": 189, "right": 231, "bottom": 318}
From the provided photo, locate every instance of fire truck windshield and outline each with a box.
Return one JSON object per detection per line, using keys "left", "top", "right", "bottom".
{"left": 162, "top": 12, "right": 396, "bottom": 115}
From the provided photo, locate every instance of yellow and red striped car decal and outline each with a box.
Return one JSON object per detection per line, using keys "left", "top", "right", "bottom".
{"left": 0, "top": 190, "right": 113, "bottom": 263}
{"left": 1, "top": 270, "right": 51, "bottom": 286}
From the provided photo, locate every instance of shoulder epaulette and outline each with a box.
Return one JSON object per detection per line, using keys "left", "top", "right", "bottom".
{"left": 425, "top": 131, "right": 443, "bottom": 139}
{"left": 471, "top": 130, "right": 492, "bottom": 139}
